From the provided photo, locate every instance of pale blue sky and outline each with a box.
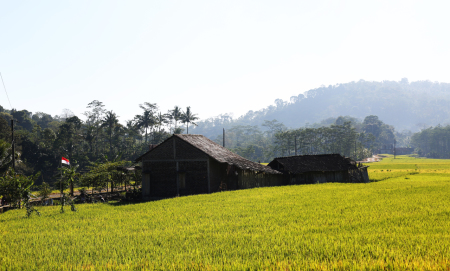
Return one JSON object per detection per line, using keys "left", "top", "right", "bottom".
{"left": 1, "top": 0, "right": 449, "bottom": 122}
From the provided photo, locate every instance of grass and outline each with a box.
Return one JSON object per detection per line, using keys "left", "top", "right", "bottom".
{"left": 1, "top": 155, "right": 450, "bottom": 270}
{"left": 366, "top": 154, "right": 450, "bottom": 182}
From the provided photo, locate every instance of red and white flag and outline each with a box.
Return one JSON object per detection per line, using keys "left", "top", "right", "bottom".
{"left": 61, "top": 157, "right": 70, "bottom": 165}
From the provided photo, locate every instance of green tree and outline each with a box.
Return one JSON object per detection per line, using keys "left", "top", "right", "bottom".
{"left": 80, "top": 160, "right": 127, "bottom": 196}
{"left": 0, "top": 168, "right": 40, "bottom": 208}
{"left": 155, "top": 112, "right": 167, "bottom": 133}
{"left": 83, "top": 100, "right": 106, "bottom": 156}
{"left": 54, "top": 116, "right": 82, "bottom": 160}
{"left": 101, "top": 111, "right": 120, "bottom": 156}
{"left": 169, "top": 106, "right": 182, "bottom": 133}
{"left": 0, "top": 116, "right": 10, "bottom": 141}
{"left": 135, "top": 103, "right": 157, "bottom": 143}
{"left": 38, "top": 182, "right": 52, "bottom": 202}
{"left": 0, "top": 139, "right": 12, "bottom": 174}
{"left": 57, "top": 164, "right": 79, "bottom": 196}
{"left": 11, "top": 109, "right": 35, "bottom": 131}
{"left": 181, "top": 106, "right": 199, "bottom": 134}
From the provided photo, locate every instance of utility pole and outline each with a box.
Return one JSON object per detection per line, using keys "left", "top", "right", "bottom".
{"left": 11, "top": 119, "right": 15, "bottom": 170}
{"left": 223, "top": 128, "right": 225, "bottom": 147}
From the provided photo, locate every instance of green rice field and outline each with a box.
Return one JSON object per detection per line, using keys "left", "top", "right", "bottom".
{"left": 1, "top": 155, "right": 450, "bottom": 270}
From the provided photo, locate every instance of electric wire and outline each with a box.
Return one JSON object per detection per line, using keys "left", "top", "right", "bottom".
{"left": 0, "top": 72, "right": 13, "bottom": 109}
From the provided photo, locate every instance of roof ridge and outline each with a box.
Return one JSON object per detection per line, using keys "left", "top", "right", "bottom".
{"left": 274, "top": 153, "right": 342, "bottom": 159}
{"left": 175, "top": 134, "right": 280, "bottom": 174}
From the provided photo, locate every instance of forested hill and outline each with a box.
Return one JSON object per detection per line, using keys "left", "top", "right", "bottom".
{"left": 192, "top": 79, "right": 450, "bottom": 138}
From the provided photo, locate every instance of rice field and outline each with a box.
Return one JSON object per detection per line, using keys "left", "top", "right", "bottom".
{"left": 1, "top": 155, "right": 450, "bottom": 270}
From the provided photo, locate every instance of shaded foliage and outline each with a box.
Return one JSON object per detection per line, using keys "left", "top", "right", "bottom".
{"left": 0, "top": 101, "right": 198, "bottom": 186}
{"left": 412, "top": 125, "right": 450, "bottom": 158}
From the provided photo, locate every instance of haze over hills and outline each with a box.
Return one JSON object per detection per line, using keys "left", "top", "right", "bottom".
{"left": 192, "top": 79, "right": 450, "bottom": 138}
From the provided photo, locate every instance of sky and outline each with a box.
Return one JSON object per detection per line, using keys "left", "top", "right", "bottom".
{"left": 1, "top": 0, "right": 450, "bottom": 122}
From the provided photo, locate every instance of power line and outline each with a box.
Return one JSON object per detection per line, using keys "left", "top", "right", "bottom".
{"left": 0, "top": 72, "right": 13, "bottom": 110}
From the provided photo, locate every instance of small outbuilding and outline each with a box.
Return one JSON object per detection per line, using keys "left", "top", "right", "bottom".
{"left": 267, "top": 154, "right": 369, "bottom": 184}
{"left": 135, "top": 134, "right": 282, "bottom": 199}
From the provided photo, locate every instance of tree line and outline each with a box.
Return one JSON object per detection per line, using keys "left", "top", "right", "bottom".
{"left": 0, "top": 101, "right": 199, "bottom": 183}
{"left": 215, "top": 115, "right": 398, "bottom": 162}
{"left": 411, "top": 125, "right": 450, "bottom": 158}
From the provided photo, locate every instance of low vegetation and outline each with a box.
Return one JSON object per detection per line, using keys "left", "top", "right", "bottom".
{"left": 1, "top": 155, "right": 449, "bottom": 270}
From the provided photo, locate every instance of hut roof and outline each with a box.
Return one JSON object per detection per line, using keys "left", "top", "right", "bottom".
{"left": 136, "top": 134, "right": 281, "bottom": 174}
{"left": 268, "top": 154, "right": 359, "bottom": 174}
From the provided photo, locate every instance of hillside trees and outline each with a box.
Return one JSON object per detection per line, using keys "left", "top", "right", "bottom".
{"left": 0, "top": 101, "right": 198, "bottom": 186}
{"left": 212, "top": 115, "right": 392, "bottom": 162}
{"left": 411, "top": 126, "right": 450, "bottom": 158}
{"left": 362, "top": 115, "right": 395, "bottom": 150}
{"left": 0, "top": 117, "right": 10, "bottom": 141}
{"left": 271, "top": 122, "right": 371, "bottom": 161}
{"left": 32, "top": 112, "right": 54, "bottom": 129}
{"left": 10, "top": 109, "right": 34, "bottom": 131}
{"left": 0, "top": 139, "right": 12, "bottom": 174}
{"left": 191, "top": 79, "right": 450, "bottom": 138}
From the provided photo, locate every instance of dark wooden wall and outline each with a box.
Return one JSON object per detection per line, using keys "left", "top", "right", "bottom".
{"left": 209, "top": 159, "right": 227, "bottom": 192}
{"left": 178, "top": 161, "right": 208, "bottom": 195}
{"left": 141, "top": 136, "right": 284, "bottom": 199}
{"left": 141, "top": 137, "right": 210, "bottom": 198}
{"left": 148, "top": 161, "right": 177, "bottom": 198}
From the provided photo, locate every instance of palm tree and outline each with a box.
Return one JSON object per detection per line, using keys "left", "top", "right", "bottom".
{"left": 83, "top": 125, "right": 96, "bottom": 153}
{"left": 135, "top": 103, "right": 158, "bottom": 143}
{"left": 135, "top": 111, "right": 154, "bottom": 143}
{"left": 165, "top": 110, "right": 174, "bottom": 133}
{"left": 169, "top": 106, "right": 182, "bottom": 133}
{"left": 123, "top": 120, "right": 140, "bottom": 157}
{"left": 181, "top": 106, "right": 199, "bottom": 134}
{"left": 155, "top": 112, "right": 167, "bottom": 133}
{"left": 101, "top": 111, "right": 120, "bottom": 155}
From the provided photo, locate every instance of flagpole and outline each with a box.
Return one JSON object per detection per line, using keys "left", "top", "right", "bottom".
{"left": 60, "top": 157, "right": 63, "bottom": 202}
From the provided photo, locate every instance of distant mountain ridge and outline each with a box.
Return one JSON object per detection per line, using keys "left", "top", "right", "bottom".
{"left": 192, "top": 79, "right": 450, "bottom": 138}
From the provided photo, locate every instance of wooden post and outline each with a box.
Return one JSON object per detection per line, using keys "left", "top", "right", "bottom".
{"left": 207, "top": 159, "right": 210, "bottom": 193}
{"left": 176, "top": 161, "right": 179, "bottom": 196}
{"left": 173, "top": 137, "right": 176, "bottom": 159}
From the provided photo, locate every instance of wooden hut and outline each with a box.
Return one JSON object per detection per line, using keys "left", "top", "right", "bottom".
{"left": 135, "top": 134, "right": 282, "bottom": 199}
{"left": 267, "top": 154, "right": 369, "bottom": 184}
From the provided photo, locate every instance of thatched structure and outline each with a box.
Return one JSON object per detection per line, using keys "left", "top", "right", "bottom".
{"left": 267, "top": 154, "right": 369, "bottom": 184}
{"left": 135, "top": 134, "right": 282, "bottom": 199}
